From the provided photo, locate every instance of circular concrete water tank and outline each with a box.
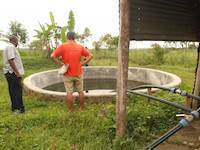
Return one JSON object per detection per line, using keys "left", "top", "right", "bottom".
{"left": 23, "top": 66, "right": 181, "bottom": 102}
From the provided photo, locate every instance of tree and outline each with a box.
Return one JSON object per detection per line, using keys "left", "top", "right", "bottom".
{"left": 96, "top": 34, "right": 119, "bottom": 49}
{"left": 92, "top": 41, "right": 102, "bottom": 50}
{"left": 102, "top": 34, "right": 118, "bottom": 49}
{"left": 188, "top": 42, "right": 197, "bottom": 49}
{"left": 180, "top": 42, "right": 197, "bottom": 49}
{"left": 151, "top": 43, "right": 165, "bottom": 64}
{"left": 8, "top": 21, "right": 28, "bottom": 44}
{"left": 29, "top": 39, "right": 44, "bottom": 51}
{"left": 164, "top": 41, "right": 177, "bottom": 49}
{"left": 67, "top": 10, "right": 75, "bottom": 32}
{"left": 77, "top": 27, "right": 92, "bottom": 44}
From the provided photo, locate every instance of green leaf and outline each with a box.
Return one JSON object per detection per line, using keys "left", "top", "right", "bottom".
{"left": 61, "top": 27, "right": 67, "bottom": 43}
{"left": 49, "top": 11, "right": 55, "bottom": 25}
{"left": 39, "top": 23, "right": 46, "bottom": 32}
{"left": 47, "top": 25, "right": 53, "bottom": 33}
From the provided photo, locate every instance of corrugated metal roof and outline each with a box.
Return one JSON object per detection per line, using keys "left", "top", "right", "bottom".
{"left": 129, "top": 0, "right": 200, "bottom": 41}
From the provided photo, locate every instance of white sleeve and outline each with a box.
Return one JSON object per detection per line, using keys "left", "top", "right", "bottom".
{"left": 6, "top": 46, "right": 15, "bottom": 60}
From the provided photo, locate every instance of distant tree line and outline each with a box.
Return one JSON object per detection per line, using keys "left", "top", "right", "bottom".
{"left": 164, "top": 41, "right": 198, "bottom": 49}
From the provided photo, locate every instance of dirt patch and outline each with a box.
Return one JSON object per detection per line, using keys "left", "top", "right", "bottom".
{"left": 155, "top": 121, "right": 200, "bottom": 150}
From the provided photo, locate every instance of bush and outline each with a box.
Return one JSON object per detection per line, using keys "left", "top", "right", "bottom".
{"left": 151, "top": 44, "right": 166, "bottom": 64}
{"left": 129, "top": 50, "right": 153, "bottom": 66}
{"left": 164, "top": 49, "right": 196, "bottom": 68}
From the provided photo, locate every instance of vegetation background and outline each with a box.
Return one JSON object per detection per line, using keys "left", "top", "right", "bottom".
{"left": 0, "top": 47, "right": 197, "bottom": 149}
{"left": 0, "top": 8, "right": 198, "bottom": 150}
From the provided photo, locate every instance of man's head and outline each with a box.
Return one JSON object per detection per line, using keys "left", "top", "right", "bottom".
{"left": 67, "top": 32, "right": 76, "bottom": 40}
{"left": 9, "top": 35, "right": 18, "bottom": 47}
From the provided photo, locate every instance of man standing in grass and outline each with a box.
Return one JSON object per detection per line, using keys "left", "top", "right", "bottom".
{"left": 51, "top": 32, "right": 93, "bottom": 112}
{"left": 3, "top": 35, "right": 25, "bottom": 113}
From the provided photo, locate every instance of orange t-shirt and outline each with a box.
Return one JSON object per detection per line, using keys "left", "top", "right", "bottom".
{"left": 52, "top": 41, "right": 89, "bottom": 76}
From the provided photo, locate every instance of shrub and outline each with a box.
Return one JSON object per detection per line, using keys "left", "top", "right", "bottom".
{"left": 151, "top": 44, "right": 165, "bottom": 65}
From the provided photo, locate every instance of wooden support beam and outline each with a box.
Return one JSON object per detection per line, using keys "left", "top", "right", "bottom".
{"left": 116, "top": 0, "right": 130, "bottom": 138}
{"left": 192, "top": 43, "right": 200, "bottom": 109}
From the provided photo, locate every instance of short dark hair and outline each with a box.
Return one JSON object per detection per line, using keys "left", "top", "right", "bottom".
{"left": 67, "top": 32, "right": 76, "bottom": 40}
{"left": 9, "top": 35, "right": 18, "bottom": 43}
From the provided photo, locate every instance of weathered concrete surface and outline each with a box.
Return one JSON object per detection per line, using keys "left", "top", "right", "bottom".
{"left": 23, "top": 66, "right": 181, "bottom": 102}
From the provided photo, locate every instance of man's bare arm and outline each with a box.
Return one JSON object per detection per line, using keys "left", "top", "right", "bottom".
{"left": 8, "top": 59, "right": 21, "bottom": 77}
{"left": 81, "top": 53, "right": 93, "bottom": 66}
{"left": 51, "top": 53, "right": 64, "bottom": 66}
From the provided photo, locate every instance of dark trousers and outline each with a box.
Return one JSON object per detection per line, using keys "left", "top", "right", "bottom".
{"left": 5, "top": 72, "right": 24, "bottom": 111}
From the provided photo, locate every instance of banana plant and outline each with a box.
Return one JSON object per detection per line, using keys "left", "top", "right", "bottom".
{"left": 34, "top": 22, "right": 53, "bottom": 57}
{"left": 48, "top": 12, "right": 69, "bottom": 48}
{"left": 49, "top": 11, "right": 59, "bottom": 47}
{"left": 33, "top": 10, "right": 80, "bottom": 57}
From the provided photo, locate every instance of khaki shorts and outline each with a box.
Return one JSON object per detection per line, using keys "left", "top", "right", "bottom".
{"left": 63, "top": 75, "right": 83, "bottom": 94}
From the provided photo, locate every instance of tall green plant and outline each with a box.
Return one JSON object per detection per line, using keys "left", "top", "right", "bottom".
{"left": 49, "top": 11, "right": 60, "bottom": 48}
{"left": 34, "top": 23, "right": 53, "bottom": 57}
{"left": 61, "top": 27, "right": 67, "bottom": 43}
{"left": 32, "top": 10, "right": 92, "bottom": 56}
{"left": 67, "top": 10, "right": 75, "bottom": 32}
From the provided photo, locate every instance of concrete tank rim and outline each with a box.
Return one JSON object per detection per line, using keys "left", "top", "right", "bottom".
{"left": 23, "top": 66, "right": 182, "bottom": 99}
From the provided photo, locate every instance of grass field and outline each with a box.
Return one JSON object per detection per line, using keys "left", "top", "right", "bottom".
{"left": 0, "top": 48, "right": 197, "bottom": 149}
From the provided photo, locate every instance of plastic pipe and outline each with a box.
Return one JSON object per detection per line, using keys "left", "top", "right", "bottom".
{"left": 127, "top": 90, "right": 192, "bottom": 113}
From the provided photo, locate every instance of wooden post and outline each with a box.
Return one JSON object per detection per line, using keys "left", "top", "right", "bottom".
{"left": 147, "top": 88, "right": 152, "bottom": 102}
{"left": 192, "top": 43, "right": 200, "bottom": 109}
{"left": 185, "top": 97, "right": 192, "bottom": 108}
{"left": 116, "top": 0, "right": 130, "bottom": 138}
{"left": 147, "top": 88, "right": 152, "bottom": 95}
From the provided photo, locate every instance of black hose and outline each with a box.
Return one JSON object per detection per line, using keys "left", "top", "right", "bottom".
{"left": 185, "top": 93, "right": 200, "bottom": 102}
{"left": 127, "top": 85, "right": 200, "bottom": 149}
{"left": 146, "top": 123, "right": 183, "bottom": 150}
{"left": 130, "top": 85, "right": 200, "bottom": 102}
{"left": 127, "top": 90, "right": 193, "bottom": 113}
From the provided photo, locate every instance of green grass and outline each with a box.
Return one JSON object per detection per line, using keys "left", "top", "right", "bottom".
{"left": 0, "top": 48, "right": 198, "bottom": 149}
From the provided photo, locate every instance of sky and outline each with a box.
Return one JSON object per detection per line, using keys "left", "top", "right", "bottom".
{"left": 0, "top": 0, "right": 157, "bottom": 49}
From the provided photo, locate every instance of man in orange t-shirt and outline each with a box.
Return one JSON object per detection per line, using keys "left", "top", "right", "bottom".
{"left": 51, "top": 32, "right": 93, "bottom": 112}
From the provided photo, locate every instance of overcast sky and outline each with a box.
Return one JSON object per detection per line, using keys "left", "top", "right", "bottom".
{"left": 0, "top": 0, "right": 157, "bottom": 49}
